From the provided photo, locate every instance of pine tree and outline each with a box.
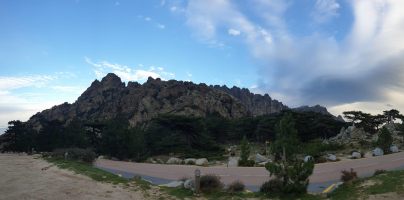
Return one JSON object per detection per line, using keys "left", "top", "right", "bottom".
{"left": 264, "top": 113, "right": 314, "bottom": 195}
{"left": 376, "top": 127, "right": 393, "bottom": 153}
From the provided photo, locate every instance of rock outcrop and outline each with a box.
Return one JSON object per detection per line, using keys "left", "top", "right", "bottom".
{"left": 28, "top": 73, "right": 287, "bottom": 128}
{"left": 293, "top": 105, "right": 345, "bottom": 122}
{"left": 212, "top": 85, "right": 287, "bottom": 116}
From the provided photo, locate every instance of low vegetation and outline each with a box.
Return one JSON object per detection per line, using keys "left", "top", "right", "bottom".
{"left": 340, "top": 168, "right": 358, "bottom": 183}
{"left": 44, "top": 156, "right": 128, "bottom": 185}
{"left": 51, "top": 148, "right": 96, "bottom": 163}
{"left": 330, "top": 169, "right": 404, "bottom": 200}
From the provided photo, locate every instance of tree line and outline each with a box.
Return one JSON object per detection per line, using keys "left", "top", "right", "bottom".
{"left": 0, "top": 110, "right": 346, "bottom": 161}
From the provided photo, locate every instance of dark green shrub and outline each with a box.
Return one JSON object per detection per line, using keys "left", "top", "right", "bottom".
{"left": 341, "top": 168, "right": 357, "bottom": 183}
{"left": 238, "top": 159, "right": 255, "bottom": 167}
{"left": 52, "top": 148, "right": 96, "bottom": 163}
{"left": 374, "top": 169, "right": 386, "bottom": 176}
{"left": 260, "top": 179, "right": 283, "bottom": 194}
{"left": 227, "top": 180, "right": 245, "bottom": 193}
{"left": 376, "top": 127, "right": 393, "bottom": 153}
{"left": 199, "top": 174, "right": 224, "bottom": 193}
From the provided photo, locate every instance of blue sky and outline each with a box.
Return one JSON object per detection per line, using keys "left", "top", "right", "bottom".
{"left": 1, "top": 0, "right": 404, "bottom": 132}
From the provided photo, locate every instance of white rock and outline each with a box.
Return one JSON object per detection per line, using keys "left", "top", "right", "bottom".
{"left": 304, "top": 155, "right": 314, "bottom": 162}
{"left": 255, "top": 153, "right": 269, "bottom": 163}
{"left": 166, "top": 157, "right": 182, "bottom": 164}
{"left": 257, "top": 161, "right": 270, "bottom": 166}
{"left": 161, "top": 181, "right": 184, "bottom": 188}
{"left": 364, "top": 151, "right": 373, "bottom": 158}
{"left": 227, "top": 157, "right": 239, "bottom": 167}
{"left": 183, "top": 179, "right": 194, "bottom": 190}
{"left": 184, "top": 158, "right": 196, "bottom": 165}
{"left": 373, "top": 148, "right": 384, "bottom": 156}
{"left": 326, "top": 154, "right": 337, "bottom": 161}
{"left": 195, "top": 158, "right": 208, "bottom": 166}
{"left": 351, "top": 152, "right": 361, "bottom": 159}
{"left": 390, "top": 145, "right": 399, "bottom": 153}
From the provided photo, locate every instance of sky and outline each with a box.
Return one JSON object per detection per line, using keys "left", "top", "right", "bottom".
{"left": 1, "top": 0, "right": 404, "bottom": 133}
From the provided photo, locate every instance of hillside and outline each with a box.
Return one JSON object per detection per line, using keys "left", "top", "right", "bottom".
{"left": 28, "top": 73, "right": 287, "bottom": 129}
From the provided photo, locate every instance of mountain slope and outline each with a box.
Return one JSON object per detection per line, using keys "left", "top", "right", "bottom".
{"left": 28, "top": 73, "right": 287, "bottom": 128}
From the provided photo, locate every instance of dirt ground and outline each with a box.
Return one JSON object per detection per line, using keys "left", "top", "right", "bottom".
{"left": 0, "top": 153, "right": 152, "bottom": 200}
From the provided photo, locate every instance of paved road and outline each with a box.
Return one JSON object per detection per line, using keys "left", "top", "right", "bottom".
{"left": 95, "top": 151, "right": 404, "bottom": 192}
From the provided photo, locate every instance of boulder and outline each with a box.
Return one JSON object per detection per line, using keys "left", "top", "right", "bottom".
{"left": 390, "top": 145, "right": 399, "bottom": 153}
{"left": 372, "top": 148, "right": 384, "bottom": 156}
{"left": 183, "top": 179, "right": 194, "bottom": 190}
{"left": 228, "top": 157, "right": 239, "bottom": 167}
{"left": 161, "top": 181, "right": 184, "bottom": 188}
{"left": 255, "top": 153, "right": 269, "bottom": 163}
{"left": 257, "top": 161, "right": 270, "bottom": 166}
{"left": 304, "top": 155, "right": 314, "bottom": 162}
{"left": 195, "top": 158, "right": 208, "bottom": 166}
{"left": 351, "top": 152, "right": 361, "bottom": 159}
{"left": 364, "top": 151, "right": 373, "bottom": 158}
{"left": 166, "top": 157, "right": 183, "bottom": 165}
{"left": 326, "top": 154, "right": 337, "bottom": 161}
{"left": 184, "top": 158, "right": 196, "bottom": 165}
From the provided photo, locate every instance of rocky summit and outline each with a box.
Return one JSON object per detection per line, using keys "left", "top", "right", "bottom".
{"left": 28, "top": 73, "right": 287, "bottom": 128}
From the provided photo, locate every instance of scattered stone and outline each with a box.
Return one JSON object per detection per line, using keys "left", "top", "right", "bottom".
{"left": 304, "top": 155, "right": 314, "bottom": 162}
{"left": 184, "top": 158, "right": 196, "bottom": 165}
{"left": 155, "top": 158, "right": 164, "bottom": 164}
{"left": 255, "top": 153, "right": 269, "bottom": 163}
{"left": 228, "top": 157, "right": 239, "bottom": 167}
{"left": 166, "top": 157, "right": 182, "bottom": 165}
{"left": 257, "top": 161, "right": 270, "bottom": 166}
{"left": 326, "top": 154, "right": 337, "bottom": 161}
{"left": 195, "top": 158, "right": 208, "bottom": 166}
{"left": 390, "top": 145, "right": 399, "bottom": 153}
{"left": 373, "top": 148, "right": 384, "bottom": 156}
{"left": 351, "top": 152, "right": 361, "bottom": 159}
{"left": 161, "top": 181, "right": 184, "bottom": 188}
{"left": 183, "top": 179, "right": 194, "bottom": 190}
{"left": 364, "top": 151, "right": 373, "bottom": 158}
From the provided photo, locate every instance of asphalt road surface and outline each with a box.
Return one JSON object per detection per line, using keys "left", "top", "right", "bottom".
{"left": 95, "top": 151, "right": 404, "bottom": 193}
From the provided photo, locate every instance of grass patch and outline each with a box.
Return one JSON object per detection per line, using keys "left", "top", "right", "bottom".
{"left": 44, "top": 157, "right": 128, "bottom": 185}
{"left": 329, "top": 169, "right": 404, "bottom": 200}
{"left": 364, "top": 170, "right": 404, "bottom": 195}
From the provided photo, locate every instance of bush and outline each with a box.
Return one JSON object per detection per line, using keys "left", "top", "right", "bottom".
{"left": 199, "top": 174, "right": 224, "bottom": 193}
{"left": 341, "top": 168, "right": 358, "bottom": 183}
{"left": 374, "top": 169, "right": 387, "bottom": 176}
{"left": 52, "top": 148, "right": 96, "bottom": 163}
{"left": 238, "top": 159, "right": 255, "bottom": 167}
{"left": 227, "top": 180, "right": 245, "bottom": 193}
{"left": 260, "top": 179, "right": 283, "bottom": 194}
{"left": 376, "top": 127, "right": 393, "bottom": 153}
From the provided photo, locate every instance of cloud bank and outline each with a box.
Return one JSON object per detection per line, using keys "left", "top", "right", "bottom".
{"left": 85, "top": 57, "right": 175, "bottom": 83}
{"left": 177, "top": 0, "right": 404, "bottom": 115}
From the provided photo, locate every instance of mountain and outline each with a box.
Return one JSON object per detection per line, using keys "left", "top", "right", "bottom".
{"left": 28, "top": 73, "right": 287, "bottom": 128}
{"left": 293, "top": 105, "right": 345, "bottom": 122}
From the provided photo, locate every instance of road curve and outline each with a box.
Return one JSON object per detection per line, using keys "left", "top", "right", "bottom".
{"left": 95, "top": 151, "right": 404, "bottom": 191}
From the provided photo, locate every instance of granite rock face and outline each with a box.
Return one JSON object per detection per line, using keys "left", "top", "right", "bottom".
{"left": 212, "top": 85, "right": 287, "bottom": 116}
{"left": 28, "top": 73, "right": 287, "bottom": 129}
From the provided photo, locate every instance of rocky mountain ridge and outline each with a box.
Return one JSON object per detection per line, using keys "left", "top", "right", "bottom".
{"left": 28, "top": 73, "right": 288, "bottom": 128}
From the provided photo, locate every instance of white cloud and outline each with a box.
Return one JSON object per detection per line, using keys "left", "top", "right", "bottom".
{"left": 228, "top": 28, "right": 240, "bottom": 36}
{"left": 181, "top": 0, "right": 404, "bottom": 115}
{"left": 85, "top": 57, "right": 175, "bottom": 82}
{"left": 115, "top": 1, "right": 120, "bottom": 6}
{"left": 0, "top": 75, "right": 54, "bottom": 91}
{"left": 0, "top": 73, "right": 83, "bottom": 131}
{"left": 51, "top": 86, "right": 86, "bottom": 94}
{"left": 157, "top": 23, "right": 166, "bottom": 29}
{"left": 312, "top": 0, "right": 340, "bottom": 23}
